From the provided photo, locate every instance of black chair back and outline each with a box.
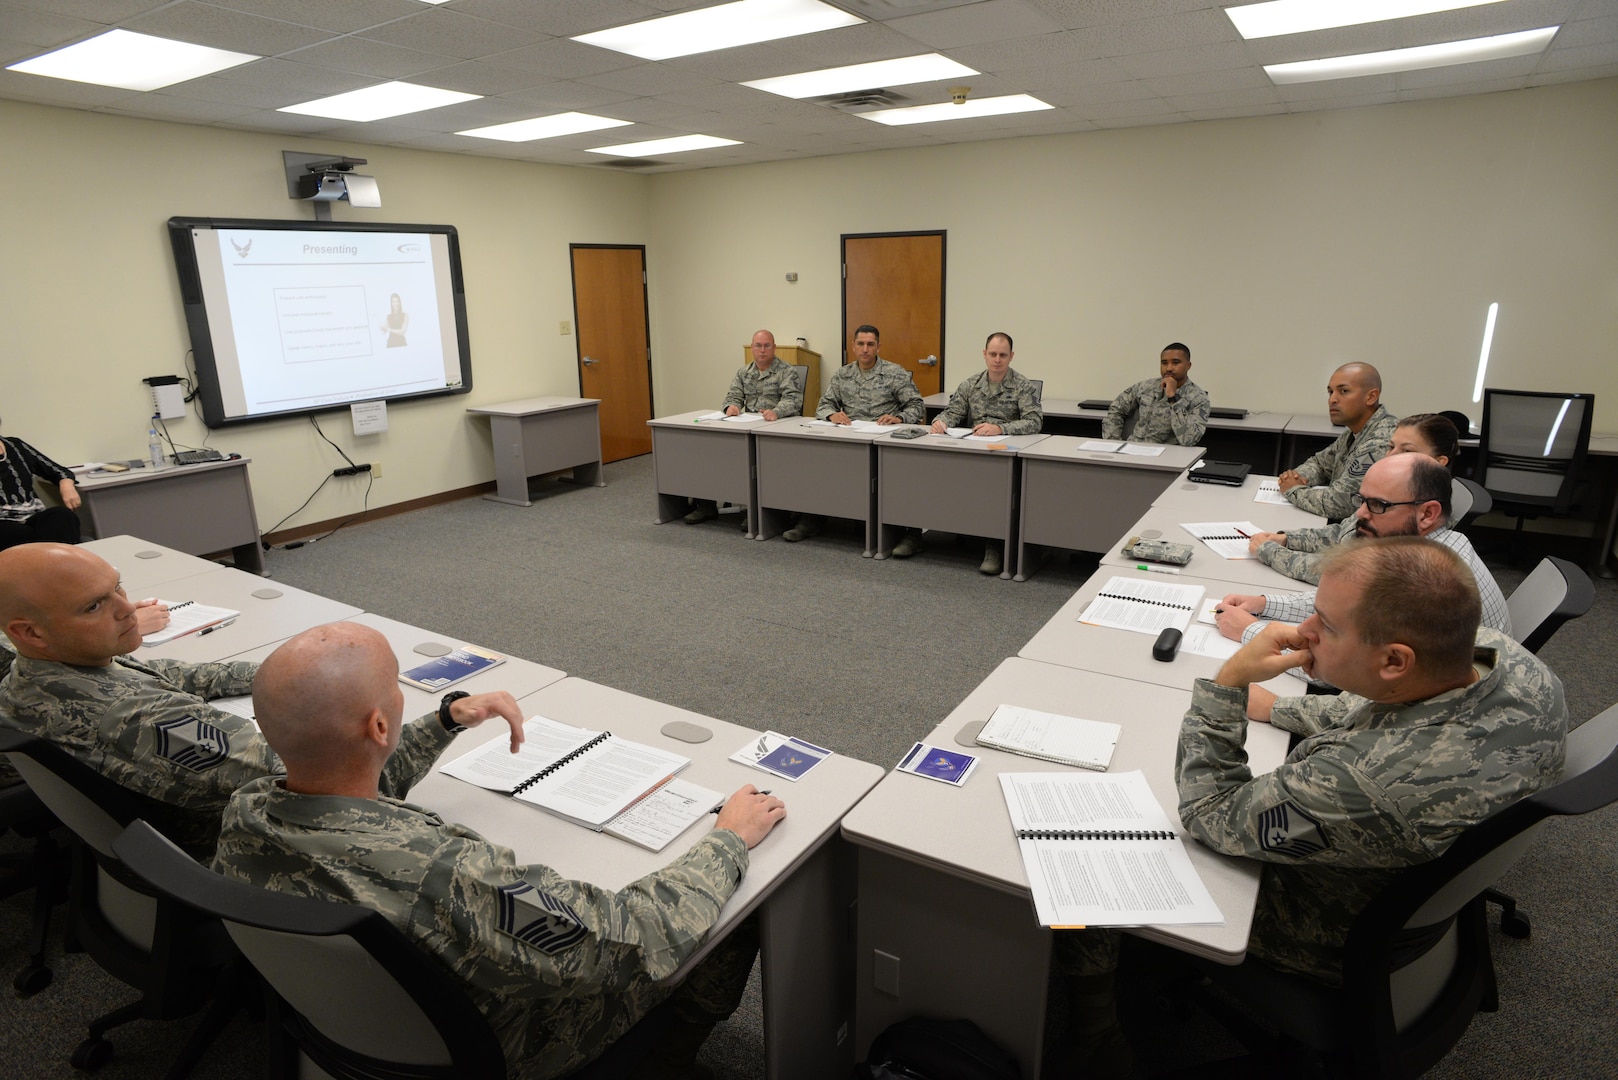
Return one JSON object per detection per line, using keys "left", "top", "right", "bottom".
{"left": 1478, "top": 390, "right": 1594, "bottom": 516}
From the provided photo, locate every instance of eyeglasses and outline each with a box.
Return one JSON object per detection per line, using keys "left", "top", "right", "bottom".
{"left": 1351, "top": 494, "right": 1422, "bottom": 515}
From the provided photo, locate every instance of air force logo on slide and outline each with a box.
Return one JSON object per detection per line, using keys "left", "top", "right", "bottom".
{"left": 154, "top": 716, "right": 231, "bottom": 772}
{"left": 1258, "top": 801, "right": 1330, "bottom": 858}
{"left": 497, "top": 882, "right": 587, "bottom": 955}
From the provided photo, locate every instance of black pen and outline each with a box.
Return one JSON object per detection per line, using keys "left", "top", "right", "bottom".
{"left": 197, "top": 619, "right": 237, "bottom": 637}
{"left": 710, "top": 789, "right": 772, "bottom": 814}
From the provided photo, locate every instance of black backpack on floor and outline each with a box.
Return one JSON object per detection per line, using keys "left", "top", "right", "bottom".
{"left": 854, "top": 1016, "right": 1021, "bottom": 1080}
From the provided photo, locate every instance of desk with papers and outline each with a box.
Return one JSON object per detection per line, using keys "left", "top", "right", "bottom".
{"left": 752, "top": 419, "right": 890, "bottom": 552}
{"left": 647, "top": 410, "right": 765, "bottom": 537}
{"left": 75, "top": 456, "right": 265, "bottom": 575}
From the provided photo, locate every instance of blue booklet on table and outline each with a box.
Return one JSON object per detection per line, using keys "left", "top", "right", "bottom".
{"left": 400, "top": 646, "right": 506, "bottom": 691}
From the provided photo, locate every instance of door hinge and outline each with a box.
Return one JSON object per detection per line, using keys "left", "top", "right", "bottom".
{"left": 841, "top": 263, "right": 847, "bottom": 280}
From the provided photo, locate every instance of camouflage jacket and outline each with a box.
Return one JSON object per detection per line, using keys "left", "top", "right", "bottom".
{"left": 0, "top": 654, "right": 454, "bottom": 852}
{"left": 936, "top": 368, "right": 1043, "bottom": 435}
{"left": 214, "top": 779, "right": 749, "bottom": 1079}
{"left": 1176, "top": 628, "right": 1566, "bottom": 985}
{"left": 1285, "top": 405, "right": 1398, "bottom": 519}
{"left": 815, "top": 358, "right": 924, "bottom": 424}
{"left": 1255, "top": 517, "right": 1358, "bottom": 586}
{"left": 721, "top": 361, "right": 802, "bottom": 418}
{"left": 1102, "top": 378, "right": 1210, "bottom": 445}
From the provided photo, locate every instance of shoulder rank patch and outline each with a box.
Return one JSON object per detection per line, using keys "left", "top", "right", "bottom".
{"left": 153, "top": 716, "right": 230, "bottom": 772}
{"left": 497, "top": 882, "right": 586, "bottom": 955}
{"left": 1258, "top": 801, "right": 1330, "bottom": 858}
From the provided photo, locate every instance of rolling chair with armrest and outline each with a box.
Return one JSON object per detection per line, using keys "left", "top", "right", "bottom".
{"left": 1451, "top": 477, "right": 1491, "bottom": 532}
{"left": 113, "top": 820, "right": 688, "bottom": 1080}
{"left": 1476, "top": 389, "right": 1594, "bottom": 561}
{"left": 0, "top": 729, "right": 241, "bottom": 1076}
{"left": 1187, "top": 734, "right": 1618, "bottom": 1078}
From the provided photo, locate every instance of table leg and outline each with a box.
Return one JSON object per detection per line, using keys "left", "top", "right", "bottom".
{"left": 484, "top": 415, "right": 534, "bottom": 506}
{"left": 759, "top": 839, "right": 858, "bottom": 1079}
{"left": 572, "top": 459, "right": 605, "bottom": 488}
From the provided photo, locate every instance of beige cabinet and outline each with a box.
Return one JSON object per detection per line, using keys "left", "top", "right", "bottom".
{"left": 739, "top": 345, "right": 821, "bottom": 416}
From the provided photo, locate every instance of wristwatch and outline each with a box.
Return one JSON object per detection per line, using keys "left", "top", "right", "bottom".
{"left": 438, "top": 690, "right": 471, "bottom": 732}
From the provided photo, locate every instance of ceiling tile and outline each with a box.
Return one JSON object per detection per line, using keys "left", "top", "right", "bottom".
{"left": 1077, "top": 94, "right": 1179, "bottom": 119}
{"left": 1395, "top": 52, "right": 1542, "bottom": 87}
{"left": 357, "top": 9, "right": 549, "bottom": 58}
{"left": 284, "top": 34, "right": 461, "bottom": 78}
{"left": 1536, "top": 38, "right": 1618, "bottom": 69}
{"left": 220, "top": 108, "right": 343, "bottom": 134}
{"left": 1395, "top": 75, "right": 1532, "bottom": 101}
{"left": 761, "top": 21, "right": 932, "bottom": 69}
{"left": 482, "top": 37, "right": 642, "bottom": 80}
{"left": 210, "top": 57, "right": 376, "bottom": 97}
{"left": 201, "top": 0, "right": 421, "bottom": 34}
{"left": 1183, "top": 101, "right": 1288, "bottom": 121}
{"left": 0, "top": 4, "right": 102, "bottom": 47}
{"left": 101, "top": 93, "right": 258, "bottom": 122}
{"left": 1027, "top": 0, "right": 1220, "bottom": 32}
{"left": 122, "top": 2, "right": 330, "bottom": 56}
{"left": 1275, "top": 73, "right": 1399, "bottom": 101}
{"left": 454, "top": 0, "right": 664, "bottom": 37}
{"left": 157, "top": 72, "right": 313, "bottom": 108}
{"left": 1285, "top": 90, "right": 1399, "bottom": 112}
{"left": 1111, "top": 41, "right": 1252, "bottom": 80}
{"left": 1555, "top": 14, "right": 1618, "bottom": 46}
{"left": 410, "top": 60, "right": 556, "bottom": 96}
{"left": 950, "top": 28, "right": 1112, "bottom": 72}
{"left": 1163, "top": 84, "right": 1281, "bottom": 111}
{"left": 502, "top": 79, "right": 636, "bottom": 110}
{"left": 1527, "top": 59, "right": 1618, "bottom": 81}
{"left": 1141, "top": 64, "right": 1270, "bottom": 95}
{"left": 576, "top": 60, "right": 720, "bottom": 96}
{"left": 886, "top": 0, "right": 1062, "bottom": 48}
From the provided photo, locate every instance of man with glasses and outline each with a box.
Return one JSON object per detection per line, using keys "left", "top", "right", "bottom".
{"left": 1277, "top": 363, "right": 1398, "bottom": 519}
{"left": 1215, "top": 453, "right": 1510, "bottom": 646}
{"left": 684, "top": 329, "right": 802, "bottom": 524}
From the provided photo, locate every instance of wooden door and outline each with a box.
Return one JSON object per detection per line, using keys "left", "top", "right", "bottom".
{"left": 571, "top": 245, "right": 652, "bottom": 462}
{"left": 842, "top": 232, "right": 946, "bottom": 397}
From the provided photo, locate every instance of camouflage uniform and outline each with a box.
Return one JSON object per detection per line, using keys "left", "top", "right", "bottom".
{"left": 1255, "top": 517, "right": 1358, "bottom": 586}
{"left": 935, "top": 368, "right": 1043, "bottom": 435}
{"left": 0, "top": 654, "right": 455, "bottom": 852}
{"left": 1243, "top": 526, "right": 1512, "bottom": 641}
{"left": 1178, "top": 627, "right": 1565, "bottom": 983}
{"left": 815, "top": 358, "right": 924, "bottom": 424}
{"left": 721, "top": 361, "right": 803, "bottom": 418}
{"left": 214, "top": 780, "right": 756, "bottom": 1079}
{"left": 1284, "top": 405, "right": 1399, "bottom": 519}
{"left": 1102, "top": 378, "right": 1210, "bottom": 445}
{"left": 1057, "top": 628, "right": 1565, "bottom": 983}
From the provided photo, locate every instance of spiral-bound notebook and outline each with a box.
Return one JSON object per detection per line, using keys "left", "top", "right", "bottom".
{"left": 1000, "top": 771, "right": 1223, "bottom": 928}
{"left": 140, "top": 600, "right": 241, "bottom": 645}
{"left": 1077, "top": 576, "right": 1205, "bottom": 636}
{"left": 975, "top": 704, "right": 1120, "bottom": 771}
{"left": 439, "top": 715, "right": 689, "bottom": 831}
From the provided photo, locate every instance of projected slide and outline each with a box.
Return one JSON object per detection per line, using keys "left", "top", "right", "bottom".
{"left": 213, "top": 230, "right": 448, "bottom": 414}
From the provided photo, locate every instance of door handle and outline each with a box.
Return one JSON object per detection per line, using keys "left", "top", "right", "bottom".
{"left": 581, "top": 356, "right": 600, "bottom": 366}
{"left": 918, "top": 355, "right": 938, "bottom": 367}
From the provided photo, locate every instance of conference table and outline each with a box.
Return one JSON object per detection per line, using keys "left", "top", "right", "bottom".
{"left": 1013, "top": 437, "right": 1205, "bottom": 580}
{"left": 873, "top": 431, "right": 1048, "bottom": 574}
{"left": 841, "top": 657, "right": 1288, "bottom": 1077}
{"left": 75, "top": 456, "right": 265, "bottom": 575}
{"left": 467, "top": 396, "right": 604, "bottom": 506}
{"left": 752, "top": 419, "right": 891, "bottom": 552}
{"left": 82, "top": 535, "right": 232, "bottom": 593}
{"left": 413, "top": 676, "right": 885, "bottom": 1080}
{"left": 647, "top": 411, "right": 764, "bottom": 538}
{"left": 129, "top": 567, "right": 362, "bottom": 665}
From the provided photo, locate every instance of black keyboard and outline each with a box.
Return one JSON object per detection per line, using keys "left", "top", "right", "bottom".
{"left": 172, "top": 449, "right": 226, "bottom": 466}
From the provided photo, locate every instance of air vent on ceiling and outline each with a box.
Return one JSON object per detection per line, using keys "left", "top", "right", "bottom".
{"left": 814, "top": 88, "right": 909, "bottom": 111}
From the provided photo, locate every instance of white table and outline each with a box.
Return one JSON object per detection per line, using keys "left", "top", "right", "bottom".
{"left": 81, "top": 535, "right": 230, "bottom": 593}
{"left": 752, "top": 419, "right": 890, "bottom": 553}
{"left": 75, "top": 457, "right": 264, "bottom": 574}
{"left": 134, "top": 567, "right": 362, "bottom": 664}
{"left": 841, "top": 658, "right": 1286, "bottom": 1077}
{"left": 412, "top": 677, "right": 885, "bottom": 1080}
{"left": 467, "top": 397, "right": 604, "bottom": 506}
{"left": 1014, "top": 437, "right": 1205, "bottom": 580}
{"left": 647, "top": 411, "right": 764, "bottom": 538}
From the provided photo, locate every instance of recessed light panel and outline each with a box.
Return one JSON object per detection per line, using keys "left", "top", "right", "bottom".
{"left": 744, "top": 54, "right": 978, "bottom": 98}
{"left": 6, "top": 29, "right": 258, "bottom": 91}
{"left": 1227, "top": 0, "right": 1510, "bottom": 41}
{"left": 279, "top": 82, "right": 482, "bottom": 122}
{"left": 860, "top": 94, "right": 1054, "bottom": 126}
{"left": 1265, "top": 26, "right": 1558, "bottom": 84}
{"left": 587, "top": 135, "right": 743, "bottom": 157}
{"left": 573, "top": 0, "right": 861, "bottom": 61}
{"left": 458, "top": 112, "right": 633, "bottom": 142}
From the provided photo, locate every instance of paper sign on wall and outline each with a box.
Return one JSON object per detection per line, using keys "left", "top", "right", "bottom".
{"left": 352, "top": 400, "right": 388, "bottom": 435}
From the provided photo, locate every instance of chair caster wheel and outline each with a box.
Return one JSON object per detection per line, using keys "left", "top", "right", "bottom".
{"left": 71, "top": 1036, "right": 113, "bottom": 1071}
{"left": 13, "top": 963, "right": 52, "bottom": 995}
{"left": 1500, "top": 912, "right": 1531, "bottom": 939}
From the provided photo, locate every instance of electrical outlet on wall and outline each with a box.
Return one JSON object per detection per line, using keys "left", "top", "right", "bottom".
{"left": 371, "top": 461, "right": 382, "bottom": 479}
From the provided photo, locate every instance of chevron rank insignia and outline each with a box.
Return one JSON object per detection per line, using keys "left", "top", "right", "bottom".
{"left": 1258, "top": 801, "right": 1330, "bottom": 858}
{"left": 153, "top": 715, "right": 231, "bottom": 772}
{"left": 497, "top": 882, "right": 586, "bottom": 954}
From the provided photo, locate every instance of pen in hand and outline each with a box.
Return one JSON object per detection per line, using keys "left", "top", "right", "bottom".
{"left": 710, "top": 790, "right": 771, "bottom": 814}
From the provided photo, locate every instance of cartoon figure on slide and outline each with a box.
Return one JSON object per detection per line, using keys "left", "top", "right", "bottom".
{"left": 381, "top": 293, "right": 409, "bottom": 348}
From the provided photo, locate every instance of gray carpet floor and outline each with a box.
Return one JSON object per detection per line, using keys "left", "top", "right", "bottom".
{"left": 2, "top": 453, "right": 1614, "bottom": 1077}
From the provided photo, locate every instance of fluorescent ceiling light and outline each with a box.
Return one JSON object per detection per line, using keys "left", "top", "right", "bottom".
{"left": 6, "top": 29, "right": 257, "bottom": 91}
{"left": 458, "top": 112, "right": 632, "bottom": 142}
{"left": 1264, "top": 26, "right": 1557, "bottom": 84}
{"left": 279, "top": 81, "right": 481, "bottom": 122}
{"left": 860, "top": 94, "right": 1054, "bottom": 126}
{"left": 573, "top": 0, "right": 861, "bottom": 61}
{"left": 744, "top": 54, "right": 977, "bottom": 99}
{"left": 1228, "top": 0, "right": 1509, "bottom": 40}
{"left": 587, "top": 134, "right": 742, "bottom": 157}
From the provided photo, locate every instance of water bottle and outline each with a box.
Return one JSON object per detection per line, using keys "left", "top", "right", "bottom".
{"left": 148, "top": 424, "right": 166, "bottom": 469}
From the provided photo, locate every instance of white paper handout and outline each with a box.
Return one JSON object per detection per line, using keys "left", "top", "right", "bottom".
{"left": 1078, "top": 576, "right": 1205, "bottom": 636}
{"left": 1253, "top": 479, "right": 1289, "bottom": 505}
{"left": 1182, "top": 522, "right": 1264, "bottom": 560}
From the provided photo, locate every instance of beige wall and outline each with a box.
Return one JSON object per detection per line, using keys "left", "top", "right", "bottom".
{"left": 4, "top": 80, "right": 1615, "bottom": 530}
{"left": 0, "top": 99, "right": 648, "bottom": 530}
{"left": 646, "top": 78, "right": 1618, "bottom": 432}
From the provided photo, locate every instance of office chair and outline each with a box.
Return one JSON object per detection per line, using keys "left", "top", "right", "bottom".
{"left": 1186, "top": 734, "right": 1618, "bottom": 1078}
{"left": 1438, "top": 410, "right": 1473, "bottom": 438}
{"left": 1505, "top": 556, "right": 1596, "bottom": 655}
{"left": 1476, "top": 389, "right": 1594, "bottom": 559}
{"left": 1452, "top": 477, "right": 1491, "bottom": 532}
{"left": 1029, "top": 378, "right": 1045, "bottom": 406}
{"left": 0, "top": 730, "right": 240, "bottom": 1076}
{"left": 0, "top": 774, "right": 62, "bottom": 995}
{"left": 112, "top": 821, "right": 684, "bottom": 1080}
{"left": 788, "top": 363, "right": 809, "bottom": 416}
